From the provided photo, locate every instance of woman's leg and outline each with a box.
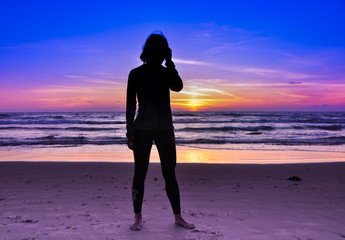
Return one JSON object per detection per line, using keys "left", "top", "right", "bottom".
{"left": 154, "top": 130, "right": 181, "bottom": 214}
{"left": 132, "top": 130, "right": 153, "bottom": 214}
{"left": 155, "top": 130, "right": 195, "bottom": 229}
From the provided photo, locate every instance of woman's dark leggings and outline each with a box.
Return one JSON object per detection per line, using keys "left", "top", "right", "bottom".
{"left": 132, "top": 130, "right": 181, "bottom": 215}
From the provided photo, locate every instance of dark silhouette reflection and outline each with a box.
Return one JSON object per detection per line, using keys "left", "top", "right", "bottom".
{"left": 126, "top": 31, "right": 194, "bottom": 230}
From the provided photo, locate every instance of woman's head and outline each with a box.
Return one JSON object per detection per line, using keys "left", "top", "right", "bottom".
{"left": 140, "top": 31, "right": 169, "bottom": 64}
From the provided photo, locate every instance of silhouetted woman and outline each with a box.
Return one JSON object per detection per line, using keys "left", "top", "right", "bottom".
{"left": 126, "top": 32, "right": 194, "bottom": 230}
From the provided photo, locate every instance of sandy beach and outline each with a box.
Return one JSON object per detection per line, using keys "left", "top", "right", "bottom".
{"left": 1, "top": 161, "right": 345, "bottom": 240}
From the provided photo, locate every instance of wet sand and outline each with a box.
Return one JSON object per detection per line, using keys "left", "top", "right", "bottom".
{"left": 1, "top": 161, "right": 345, "bottom": 239}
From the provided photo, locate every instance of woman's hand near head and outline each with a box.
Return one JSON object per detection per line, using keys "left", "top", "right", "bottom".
{"left": 165, "top": 48, "right": 172, "bottom": 63}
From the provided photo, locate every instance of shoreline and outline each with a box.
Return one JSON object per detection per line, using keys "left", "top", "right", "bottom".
{"left": 1, "top": 147, "right": 345, "bottom": 164}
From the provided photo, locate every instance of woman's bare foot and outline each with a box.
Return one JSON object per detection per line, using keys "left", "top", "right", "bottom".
{"left": 130, "top": 213, "right": 143, "bottom": 231}
{"left": 175, "top": 214, "right": 195, "bottom": 229}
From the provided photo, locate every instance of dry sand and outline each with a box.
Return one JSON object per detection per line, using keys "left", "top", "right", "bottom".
{"left": 0, "top": 161, "right": 345, "bottom": 240}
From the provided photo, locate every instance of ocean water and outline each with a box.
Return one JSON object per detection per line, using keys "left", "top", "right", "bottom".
{"left": 0, "top": 111, "right": 344, "bottom": 153}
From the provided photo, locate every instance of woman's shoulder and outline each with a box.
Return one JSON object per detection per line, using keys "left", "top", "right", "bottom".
{"left": 130, "top": 64, "right": 168, "bottom": 75}
{"left": 130, "top": 64, "right": 146, "bottom": 74}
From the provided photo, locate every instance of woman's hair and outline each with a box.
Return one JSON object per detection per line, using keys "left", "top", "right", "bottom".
{"left": 140, "top": 31, "right": 169, "bottom": 63}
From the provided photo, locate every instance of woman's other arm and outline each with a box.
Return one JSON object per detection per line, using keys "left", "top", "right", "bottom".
{"left": 126, "top": 70, "right": 137, "bottom": 137}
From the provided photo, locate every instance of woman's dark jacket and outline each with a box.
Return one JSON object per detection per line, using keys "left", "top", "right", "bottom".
{"left": 126, "top": 63, "right": 183, "bottom": 137}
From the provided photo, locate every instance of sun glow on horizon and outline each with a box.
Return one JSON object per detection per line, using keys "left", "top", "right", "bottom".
{"left": 173, "top": 99, "right": 210, "bottom": 111}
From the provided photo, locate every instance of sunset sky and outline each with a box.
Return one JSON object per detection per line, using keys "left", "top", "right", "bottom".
{"left": 1, "top": 1, "right": 344, "bottom": 112}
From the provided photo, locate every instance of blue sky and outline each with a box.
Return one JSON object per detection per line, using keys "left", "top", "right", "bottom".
{"left": 2, "top": 1, "right": 344, "bottom": 46}
{"left": 1, "top": 1, "right": 344, "bottom": 111}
